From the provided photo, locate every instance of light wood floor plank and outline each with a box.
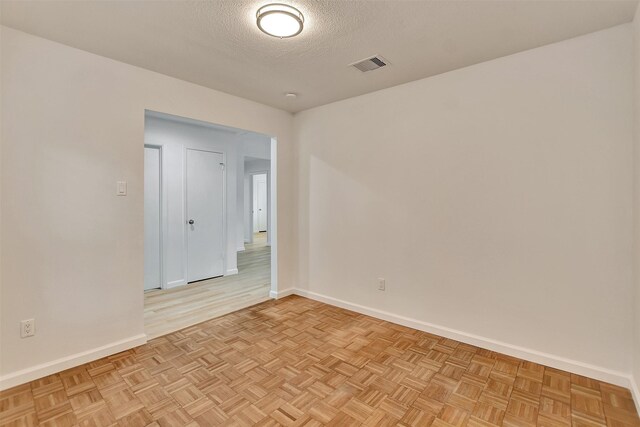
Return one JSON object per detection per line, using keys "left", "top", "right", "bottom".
{"left": 144, "top": 233, "right": 271, "bottom": 340}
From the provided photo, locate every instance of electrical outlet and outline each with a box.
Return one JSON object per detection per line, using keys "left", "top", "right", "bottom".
{"left": 21, "top": 319, "right": 35, "bottom": 338}
{"left": 378, "top": 278, "right": 386, "bottom": 291}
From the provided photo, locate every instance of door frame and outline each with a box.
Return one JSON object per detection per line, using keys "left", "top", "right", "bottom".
{"left": 248, "top": 170, "right": 270, "bottom": 243}
{"left": 143, "top": 109, "right": 280, "bottom": 302}
{"left": 183, "top": 147, "right": 228, "bottom": 283}
{"left": 267, "top": 138, "right": 277, "bottom": 298}
{"left": 144, "top": 144, "right": 166, "bottom": 291}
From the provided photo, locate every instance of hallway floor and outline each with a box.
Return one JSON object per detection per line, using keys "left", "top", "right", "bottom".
{"left": 144, "top": 233, "right": 270, "bottom": 339}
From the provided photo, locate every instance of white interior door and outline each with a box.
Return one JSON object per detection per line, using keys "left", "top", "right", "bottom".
{"left": 253, "top": 174, "right": 267, "bottom": 232}
{"left": 187, "top": 149, "right": 225, "bottom": 282}
{"left": 144, "top": 146, "right": 161, "bottom": 291}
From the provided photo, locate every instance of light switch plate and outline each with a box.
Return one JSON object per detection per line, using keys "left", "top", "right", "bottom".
{"left": 117, "top": 181, "right": 127, "bottom": 196}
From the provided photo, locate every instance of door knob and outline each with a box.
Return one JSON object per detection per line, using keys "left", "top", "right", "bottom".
{"left": 188, "top": 219, "right": 195, "bottom": 225}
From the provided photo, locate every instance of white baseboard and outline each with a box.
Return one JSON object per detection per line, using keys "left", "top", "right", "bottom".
{"left": 0, "top": 334, "right": 147, "bottom": 391}
{"left": 165, "top": 279, "right": 186, "bottom": 290}
{"left": 270, "top": 288, "right": 295, "bottom": 299}
{"left": 226, "top": 268, "right": 239, "bottom": 276}
{"left": 293, "top": 288, "right": 632, "bottom": 388}
{"left": 1, "top": 290, "right": 634, "bottom": 398}
{"left": 237, "top": 245, "right": 246, "bottom": 252}
{"left": 630, "top": 375, "right": 640, "bottom": 415}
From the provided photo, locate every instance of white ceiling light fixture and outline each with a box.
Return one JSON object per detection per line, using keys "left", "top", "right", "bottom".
{"left": 256, "top": 3, "right": 304, "bottom": 38}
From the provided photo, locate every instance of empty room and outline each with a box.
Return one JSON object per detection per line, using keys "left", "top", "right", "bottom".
{"left": 1, "top": 1, "right": 640, "bottom": 426}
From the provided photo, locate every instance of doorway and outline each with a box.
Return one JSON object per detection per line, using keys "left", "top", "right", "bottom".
{"left": 253, "top": 173, "right": 268, "bottom": 234}
{"left": 144, "top": 145, "right": 162, "bottom": 291}
{"left": 143, "top": 110, "right": 277, "bottom": 339}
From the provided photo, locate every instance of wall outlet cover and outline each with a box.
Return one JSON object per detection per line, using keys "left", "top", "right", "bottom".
{"left": 20, "top": 319, "right": 35, "bottom": 338}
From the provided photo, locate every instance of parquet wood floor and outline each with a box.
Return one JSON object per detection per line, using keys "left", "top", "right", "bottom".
{"left": 144, "top": 233, "right": 270, "bottom": 339}
{"left": 2, "top": 296, "right": 638, "bottom": 427}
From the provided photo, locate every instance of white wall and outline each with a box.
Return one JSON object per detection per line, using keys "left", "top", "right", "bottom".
{"left": 0, "top": 26, "right": 295, "bottom": 388}
{"left": 294, "top": 25, "right": 634, "bottom": 381}
{"left": 633, "top": 2, "right": 640, "bottom": 403}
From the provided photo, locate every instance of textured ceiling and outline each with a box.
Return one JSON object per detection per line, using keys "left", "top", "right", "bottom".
{"left": 1, "top": 0, "right": 638, "bottom": 113}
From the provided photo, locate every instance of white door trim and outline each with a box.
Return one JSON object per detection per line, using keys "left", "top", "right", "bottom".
{"left": 144, "top": 144, "right": 165, "bottom": 291}
{"left": 183, "top": 147, "right": 227, "bottom": 283}
{"left": 268, "top": 138, "right": 278, "bottom": 298}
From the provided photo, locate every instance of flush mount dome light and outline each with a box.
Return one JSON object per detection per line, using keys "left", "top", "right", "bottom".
{"left": 256, "top": 3, "right": 304, "bottom": 38}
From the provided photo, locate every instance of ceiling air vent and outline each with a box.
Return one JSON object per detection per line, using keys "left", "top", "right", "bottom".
{"left": 350, "top": 55, "right": 389, "bottom": 72}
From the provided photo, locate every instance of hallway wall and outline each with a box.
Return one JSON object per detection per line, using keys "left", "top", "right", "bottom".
{"left": 144, "top": 113, "right": 268, "bottom": 287}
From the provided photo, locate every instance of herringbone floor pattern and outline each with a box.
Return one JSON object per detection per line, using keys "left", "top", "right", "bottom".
{"left": 1, "top": 296, "right": 638, "bottom": 426}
